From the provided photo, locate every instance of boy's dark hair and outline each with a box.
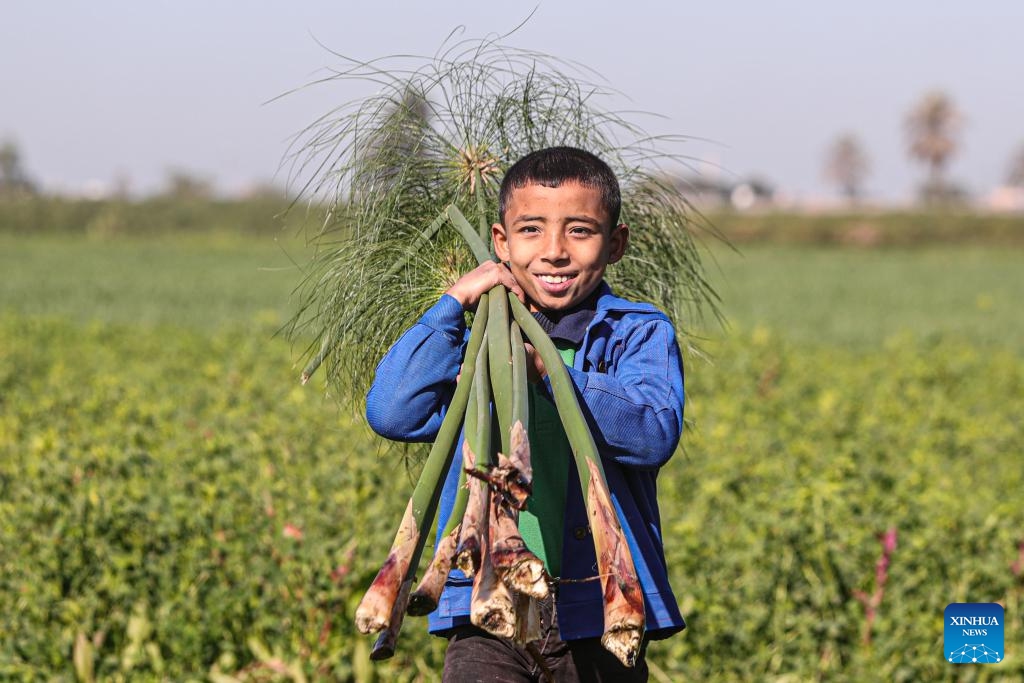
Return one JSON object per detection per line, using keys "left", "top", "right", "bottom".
{"left": 498, "top": 146, "right": 621, "bottom": 227}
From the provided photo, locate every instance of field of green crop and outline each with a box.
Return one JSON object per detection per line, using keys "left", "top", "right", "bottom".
{"left": 2, "top": 231, "right": 1022, "bottom": 681}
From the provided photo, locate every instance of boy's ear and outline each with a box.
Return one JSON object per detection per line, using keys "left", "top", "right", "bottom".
{"left": 492, "top": 222, "right": 510, "bottom": 261}
{"left": 607, "top": 223, "right": 629, "bottom": 265}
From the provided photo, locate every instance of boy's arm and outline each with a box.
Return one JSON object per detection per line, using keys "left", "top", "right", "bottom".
{"left": 365, "top": 294, "right": 467, "bottom": 442}
{"left": 552, "top": 318, "right": 685, "bottom": 471}
{"left": 366, "top": 262, "right": 524, "bottom": 441}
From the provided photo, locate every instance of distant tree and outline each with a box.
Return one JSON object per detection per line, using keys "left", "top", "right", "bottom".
{"left": 163, "top": 169, "right": 214, "bottom": 200}
{"left": 239, "top": 180, "right": 287, "bottom": 200}
{"left": 0, "top": 140, "right": 38, "bottom": 197}
{"left": 904, "top": 91, "right": 962, "bottom": 202}
{"left": 1007, "top": 143, "right": 1024, "bottom": 187}
{"left": 824, "top": 132, "right": 870, "bottom": 202}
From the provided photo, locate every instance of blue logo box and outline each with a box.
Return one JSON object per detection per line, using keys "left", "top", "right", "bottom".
{"left": 944, "top": 603, "right": 1004, "bottom": 664}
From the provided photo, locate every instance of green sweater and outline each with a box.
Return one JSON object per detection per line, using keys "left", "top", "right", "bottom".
{"left": 517, "top": 344, "right": 574, "bottom": 577}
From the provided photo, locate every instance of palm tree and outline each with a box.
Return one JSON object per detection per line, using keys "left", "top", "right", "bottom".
{"left": 823, "top": 133, "right": 870, "bottom": 202}
{"left": 0, "top": 140, "right": 37, "bottom": 196}
{"left": 904, "top": 91, "right": 962, "bottom": 200}
{"left": 1007, "top": 143, "right": 1024, "bottom": 187}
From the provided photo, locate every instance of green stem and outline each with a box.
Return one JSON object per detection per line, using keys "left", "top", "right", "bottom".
{"left": 403, "top": 290, "right": 488, "bottom": 573}
{"left": 442, "top": 293, "right": 503, "bottom": 535}
{"left": 487, "top": 287, "right": 513, "bottom": 455}
{"left": 468, "top": 328, "right": 492, "bottom": 468}
{"left": 474, "top": 169, "right": 490, "bottom": 246}
{"left": 300, "top": 334, "right": 333, "bottom": 385}
{"left": 442, "top": 467, "right": 469, "bottom": 536}
{"left": 505, "top": 319, "right": 533, "bottom": 504}
{"left": 507, "top": 293, "right": 603, "bottom": 493}
{"left": 509, "top": 321, "right": 528, "bottom": 433}
{"left": 454, "top": 334, "right": 493, "bottom": 576}
{"left": 447, "top": 204, "right": 494, "bottom": 265}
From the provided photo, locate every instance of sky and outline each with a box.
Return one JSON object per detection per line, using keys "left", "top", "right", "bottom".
{"left": 3, "top": 1, "right": 1022, "bottom": 203}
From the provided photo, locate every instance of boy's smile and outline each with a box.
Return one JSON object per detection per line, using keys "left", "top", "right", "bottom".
{"left": 492, "top": 182, "right": 628, "bottom": 313}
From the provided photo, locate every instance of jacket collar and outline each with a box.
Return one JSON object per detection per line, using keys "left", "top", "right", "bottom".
{"left": 531, "top": 288, "right": 601, "bottom": 346}
{"left": 593, "top": 281, "right": 665, "bottom": 316}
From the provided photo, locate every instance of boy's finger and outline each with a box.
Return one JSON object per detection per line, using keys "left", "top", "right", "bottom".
{"left": 506, "top": 280, "right": 526, "bottom": 303}
{"left": 511, "top": 283, "right": 526, "bottom": 303}
{"left": 497, "top": 265, "right": 526, "bottom": 302}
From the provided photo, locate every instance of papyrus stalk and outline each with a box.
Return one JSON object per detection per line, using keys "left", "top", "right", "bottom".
{"left": 353, "top": 295, "right": 489, "bottom": 637}
{"left": 586, "top": 459, "right": 646, "bottom": 666}
{"left": 454, "top": 440, "right": 489, "bottom": 578}
{"left": 489, "top": 487, "right": 548, "bottom": 599}
{"left": 455, "top": 336, "right": 491, "bottom": 577}
{"left": 407, "top": 524, "right": 461, "bottom": 616}
{"left": 488, "top": 316, "right": 547, "bottom": 597}
{"left": 509, "top": 293, "right": 646, "bottom": 667}
{"left": 487, "top": 286, "right": 514, "bottom": 454}
{"left": 469, "top": 506, "right": 516, "bottom": 639}
{"left": 369, "top": 577, "right": 413, "bottom": 660}
{"left": 507, "top": 322, "right": 533, "bottom": 507}
{"left": 355, "top": 500, "right": 419, "bottom": 634}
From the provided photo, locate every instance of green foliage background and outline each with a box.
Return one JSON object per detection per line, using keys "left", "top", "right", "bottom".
{"left": 1, "top": 225, "right": 1022, "bottom": 681}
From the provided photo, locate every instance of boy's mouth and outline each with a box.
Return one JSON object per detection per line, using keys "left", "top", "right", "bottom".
{"left": 534, "top": 272, "right": 577, "bottom": 293}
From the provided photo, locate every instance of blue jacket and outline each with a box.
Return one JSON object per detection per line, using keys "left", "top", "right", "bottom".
{"left": 365, "top": 282, "right": 686, "bottom": 641}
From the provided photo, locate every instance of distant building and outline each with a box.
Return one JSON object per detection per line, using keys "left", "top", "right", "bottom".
{"left": 985, "top": 186, "right": 1024, "bottom": 213}
{"left": 673, "top": 175, "right": 775, "bottom": 211}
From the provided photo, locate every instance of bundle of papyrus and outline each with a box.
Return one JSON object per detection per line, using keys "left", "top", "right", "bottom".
{"left": 284, "top": 30, "right": 721, "bottom": 669}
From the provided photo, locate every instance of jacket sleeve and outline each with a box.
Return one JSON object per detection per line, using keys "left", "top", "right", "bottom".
{"left": 559, "top": 318, "right": 685, "bottom": 470}
{"left": 365, "top": 295, "right": 468, "bottom": 442}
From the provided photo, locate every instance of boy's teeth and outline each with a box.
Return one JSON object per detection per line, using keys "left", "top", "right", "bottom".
{"left": 538, "top": 274, "right": 570, "bottom": 284}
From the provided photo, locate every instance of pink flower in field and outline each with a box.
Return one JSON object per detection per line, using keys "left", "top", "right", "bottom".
{"left": 875, "top": 527, "right": 897, "bottom": 587}
{"left": 881, "top": 528, "right": 897, "bottom": 556}
{"left": 857, "top": 526, "right": 898, "bottom": 645}
{"left": 1011, "top": 539, "right": 1024, "bottom": 578}
{"left": 330, "top": 563, "right": 351, "bottom": 583}
{"left": 331, "top": 543, "right": 357, "bottom": 583}
{"left": 283, "top": 524, "right": 304, "bottom": 541}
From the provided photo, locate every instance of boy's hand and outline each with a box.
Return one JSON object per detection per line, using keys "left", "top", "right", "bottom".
{"left": 445, "top": 261, "right": 525, "bottom": 311}
{"left": 524, "top": 343, "right": 547, "bottom": 383}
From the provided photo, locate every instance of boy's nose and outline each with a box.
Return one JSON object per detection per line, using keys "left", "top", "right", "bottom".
{"left": 540, "top": 234, "right": 569, "bottom": 262}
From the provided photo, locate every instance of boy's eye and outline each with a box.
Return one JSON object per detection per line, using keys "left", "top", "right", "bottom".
{"left": 569, "top": 226, "right": 595, "bottom": 236}
{"left": 518, "top": 225, "right": 540, "bottom": 234}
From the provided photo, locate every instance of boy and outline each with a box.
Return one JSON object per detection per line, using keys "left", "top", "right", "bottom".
{"left": 366, "top": 147, "right": 685, "bottom": 681}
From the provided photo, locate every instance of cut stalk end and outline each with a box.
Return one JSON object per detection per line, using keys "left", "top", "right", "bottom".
{"left": 513, "top": 593, "right": 542, "bottom": 645}
{"left": 369, "top": 578, "right": 413, "bottom": 660}
{"left": 454, "top": 544, "right": 480, "bottom": 579}
{"left": 490, "top": 491, "right": 549, "bottom": 599}
{"left": 408, "top": 524, "right": 461, "bottom": 617}
{"left": 354, "top": 500, "right": 420, "bottom": 634}
{"left": 585, "top": 459, "right": 646, "bottom": 664}
{"left": 355, "top": 554, "right": 403, "bottom": 634}
{"left": 405, "top": 594, "right": 437, "bottom": 618}
{"left": 505, "top": 558, "right": 549, "bottom": 600}
{"left": 470, "top": 550, "right": 516, "bottom": 640}
{"left": 455, "top": 439, "right": 489, "bottom": 578}
{"left": 600, "top": 624, "right": 644, "bottom": 668}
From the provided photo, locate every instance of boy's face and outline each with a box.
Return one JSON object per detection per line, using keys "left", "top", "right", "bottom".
{"left": 492, "top": 181, "right": 628, "bottom": 313}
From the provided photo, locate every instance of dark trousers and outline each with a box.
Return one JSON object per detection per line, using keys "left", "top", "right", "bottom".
{"left": 441, "top": 596, "right": 649, "bottom": 683}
